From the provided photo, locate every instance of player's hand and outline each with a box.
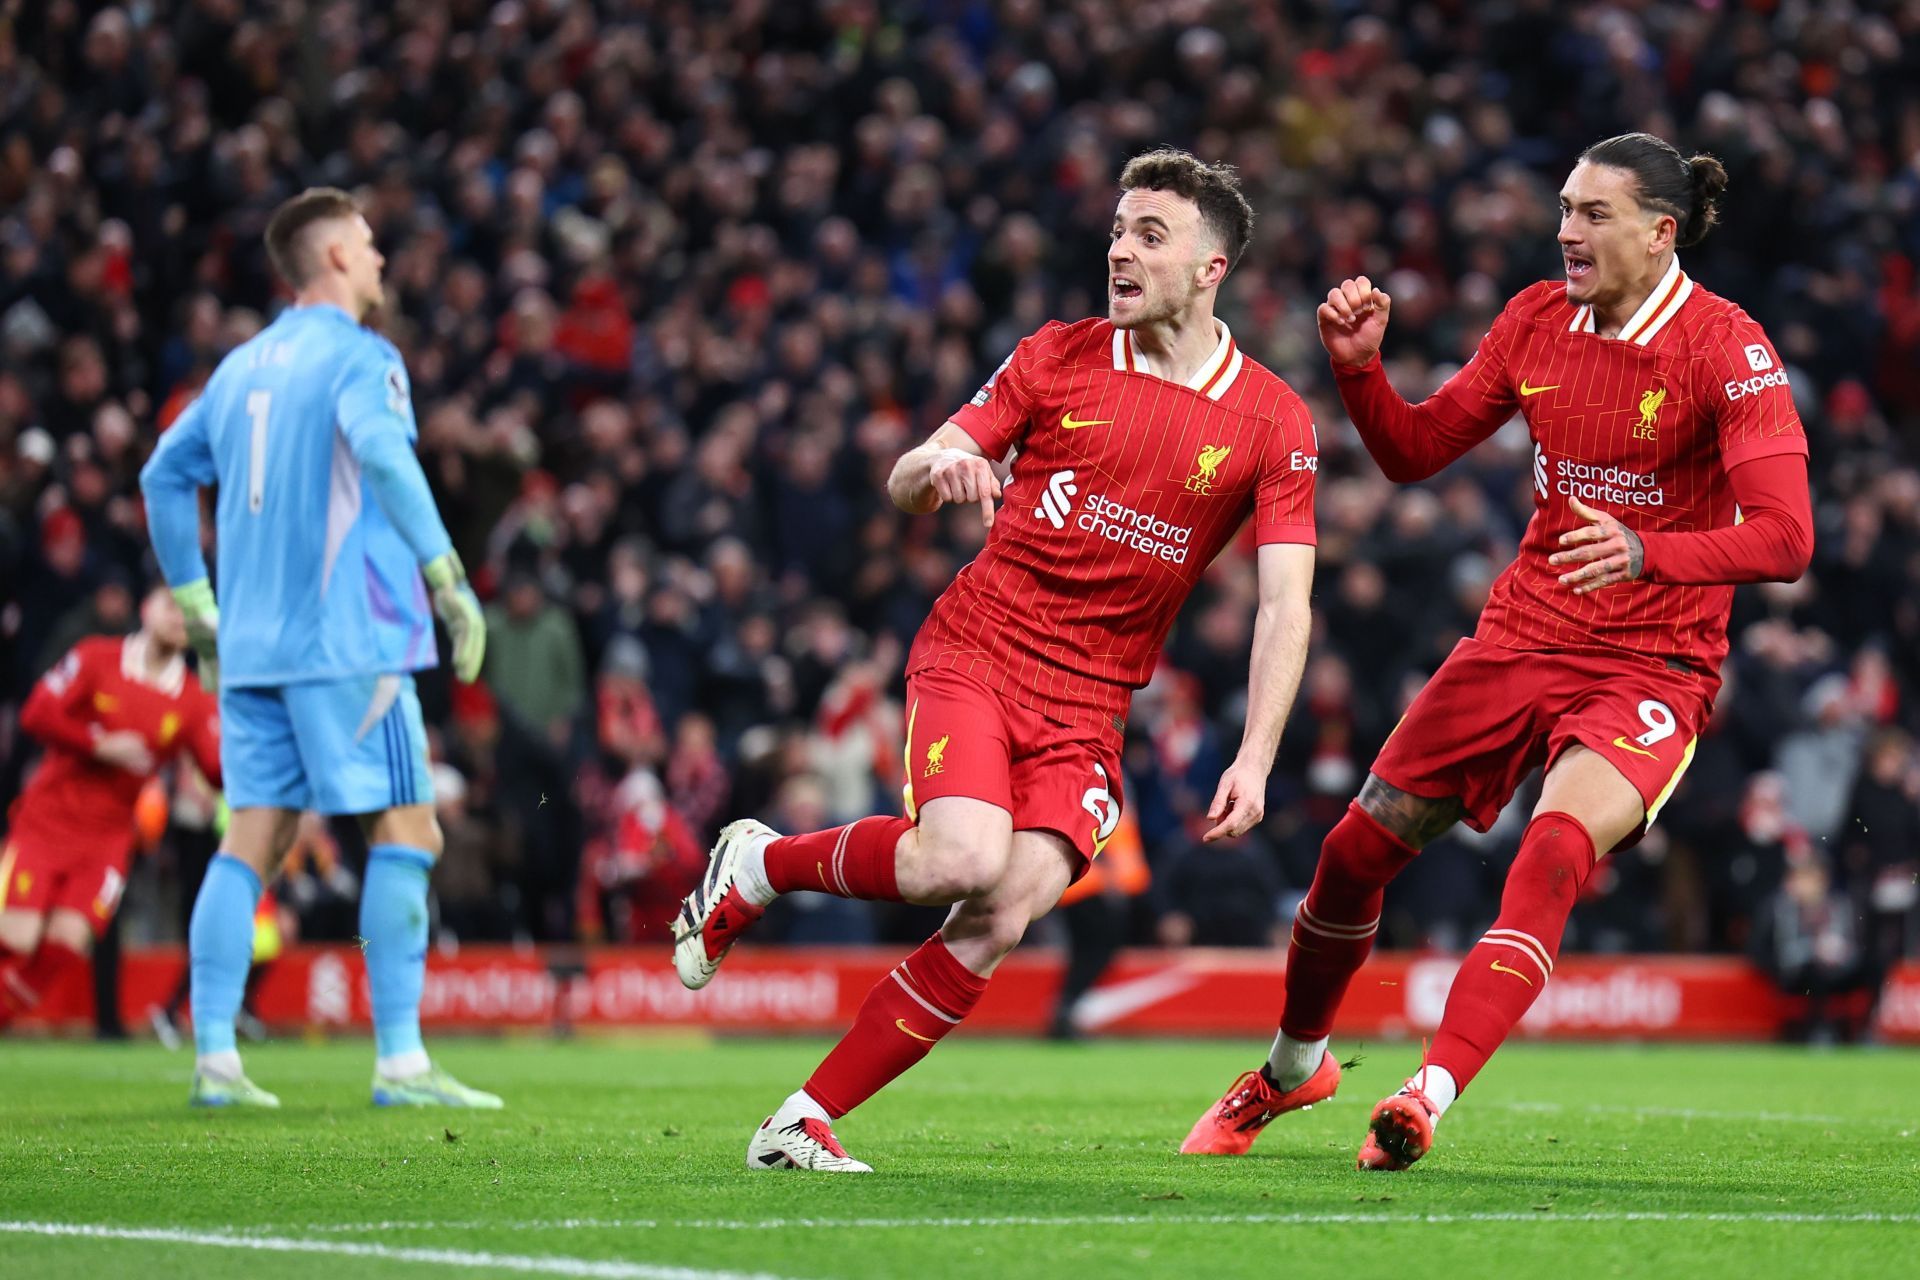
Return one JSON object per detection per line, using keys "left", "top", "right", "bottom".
{"left": 424, "top": 550, "right": 487, "bottom": 682}
{"left": 172, "top": 578, "right": 220, "bottom": 691}
{"left": 1202, "top": 759, "right": 1268, "bottom": 842}
{"left": 1316, "top": 275, "right": 1393, "bottom": 369}
{"left": 927, "top": 447, "right": 1002, "bottom": 528}
{"left": 93, "top": 729, "right": 155, "bottom": 775}
{"left": 1550, "top": 496, "right": 1646, "bottom": 595}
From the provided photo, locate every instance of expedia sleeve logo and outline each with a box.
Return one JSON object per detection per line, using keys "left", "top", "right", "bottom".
{"left": 1724, "top": 368, "right": 1789, "bottom": 401}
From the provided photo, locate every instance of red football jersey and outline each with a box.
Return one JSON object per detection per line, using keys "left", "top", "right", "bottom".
{"left": 1376, "top": 262, "right": 1807, "bottom": 678}
{"left": 908, "top": 317, "right": 1319, "bottom": 727}
{"left": 7, "top": 634, "right": 221, "bottom": 860}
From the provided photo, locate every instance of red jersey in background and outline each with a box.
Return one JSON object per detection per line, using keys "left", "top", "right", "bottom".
{"left": 6, "top": 634, "right": 221, "bottom": 870}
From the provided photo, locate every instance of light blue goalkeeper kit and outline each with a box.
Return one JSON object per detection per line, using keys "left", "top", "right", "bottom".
{"left": 142, "top": 302, "right": 473, "bottom": 1092}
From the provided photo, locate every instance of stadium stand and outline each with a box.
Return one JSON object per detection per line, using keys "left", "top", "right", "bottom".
{"left": 0, "top": 2, "right": 1914, "bottom": 983}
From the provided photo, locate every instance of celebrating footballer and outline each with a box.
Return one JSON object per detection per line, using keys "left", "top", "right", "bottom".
{"left": 674, "top": 149, "right": 1321, "bottom": 1172}
{"left": 1183, "top": 133, "right": 1813, "bottom": 1170}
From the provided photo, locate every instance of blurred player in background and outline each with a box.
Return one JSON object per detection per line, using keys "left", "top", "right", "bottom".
{"left": 675, "top": 150, "right": 1321, "bottom": 1171}
{"left": 141, "top": 187, "right": 497, "bottom": 1109}
{"left": 1, "top": 588, "right": 219, "bottom": 1029}
{"left": 1184, "top": 133, "right": 1814, "bottom": 1170}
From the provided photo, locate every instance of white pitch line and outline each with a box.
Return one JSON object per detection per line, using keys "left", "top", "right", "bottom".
{"left": 284, "top": 1210, "right": 1920, "bottom": 1235}
{"left": 0, "top": 1221, "right": 797, "bottom": 1280}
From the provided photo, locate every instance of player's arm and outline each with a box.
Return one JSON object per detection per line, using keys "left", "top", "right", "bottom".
{"left": 886, "top": 423, "right": 1002, "bottom": 525}
{"left": 1319, "top": 276, "right": 1519, "bottom": 482}
{"left": 336, "top": 344, "right": 486, "bottom": 681}
{"left": 19, "top": 648, "right": 102, "bottom": 756}
{"left": 1551, "top": 325, "right": 1813, "bottom": 594}
{"left": 1552, "top": 454, "right": 1813, "bottom": 593}
{"left": 140, "top": 394, "right": 216, "bottom": 587}
{"left": 138, "top": 396, "right": 222, "bottom": 677}
{"left": 1205, "top": 541, "right": 1316, "bottom": 843}
{"left": 20, "top": 647, "right": 154, "bottom": 772}
{"left": 890, "top": 332, "right": 1045, "bottom": 524}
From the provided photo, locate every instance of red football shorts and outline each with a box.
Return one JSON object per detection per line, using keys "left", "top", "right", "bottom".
{"left": 1370, "top": 638, "right": 1712, "bottom": 850}
{"left": 901, "top": 667, "right": 1124, "bottom": 872}
{"left": 0, "top": 833, "right": 130, "bottom": 935}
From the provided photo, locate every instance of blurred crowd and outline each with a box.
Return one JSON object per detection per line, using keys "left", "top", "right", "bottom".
{"left": 1, "top": 1, "right": 1917, "bottom": 988}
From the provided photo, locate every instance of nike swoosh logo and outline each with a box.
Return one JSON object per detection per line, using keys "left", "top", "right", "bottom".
{"left": 1060, "top": 412, "right": 1114, "bottom": 430}
{"left": 1490, "top": 959, "right": 1534, "bottom": 986}
{"left": 1612, "top": 736, "right": 1659, "bottom": 759}
{"left": 1519, "top": 381, "right": 1559, "bottom": 397}
{"left": 894, "top": 1019, "right": 937, "bottom": 1043}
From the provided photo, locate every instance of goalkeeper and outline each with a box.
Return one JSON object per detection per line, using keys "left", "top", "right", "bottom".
{"left": 140, "top": 187, "right": 498, "bottom": 1110}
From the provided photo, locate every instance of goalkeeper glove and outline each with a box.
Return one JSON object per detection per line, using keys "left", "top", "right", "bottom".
{"left": 172, "top": 578, "right": 220, "bottom": 691}
{"left": 424, "top": 551, "right": 487, "bottom": 683}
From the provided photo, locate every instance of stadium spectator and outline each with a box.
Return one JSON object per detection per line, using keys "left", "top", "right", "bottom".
{"left": 482, "top": 568, "right": 587, "bottom": 938}
{"left": 576, "top": 767, "right": 703, "bottom": 945}
{"left": 1752, "top": 856, "right": 1875, "bottom": 1044}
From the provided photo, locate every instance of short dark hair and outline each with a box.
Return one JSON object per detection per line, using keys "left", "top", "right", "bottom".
{"left": 264, "top": 187, "right": 361, "bottom": 287}
{"left": 1117, "top": 148, "right": 1255, "bottom": 273}
{"left": 1578, "top": 132, "right": 1729, "bottom": 249}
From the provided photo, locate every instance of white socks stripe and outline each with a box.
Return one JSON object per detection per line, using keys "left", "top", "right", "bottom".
{"left": 1297, "top": 904, "right": 1380, "bottom": 939}
{"left": 1483, "top": 927, "right": 1554, "bottom": 980}
{"left": 889, "top": 969, "right": 961, "bottom": 1024}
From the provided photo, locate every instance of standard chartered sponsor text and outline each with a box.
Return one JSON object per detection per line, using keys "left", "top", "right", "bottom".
{"left": 1078, "top": 493, "right": 1194, "bottom": 563}
{"left": 1554, "top": 458, "right": 1664, "bottom": 507}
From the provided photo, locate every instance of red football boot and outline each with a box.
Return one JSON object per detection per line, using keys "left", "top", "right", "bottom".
{"left": 1179, "top": 1051, "right": 1342, "bottom": 1155}
{"left": 1357, "top": 1084, "right": 1440, "bottom": 1171}
{"left": 672, "top": 819, "right": 776, "bottom": 989}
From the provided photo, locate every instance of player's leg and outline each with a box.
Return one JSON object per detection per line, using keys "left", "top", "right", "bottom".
{"left": 1378, "top": 746, "right": 1642, "bottom": 1158}
{"left": 1180, "top": 777, "right": 1452, "bottom": 1154}
{"left": 1, "top": 836, "right": 51, "bottom": 1026}
{"left": 674, "top": 670, "right": 1012, "bottom": 989}
{"left": 750, "top": 826, "right": 1071, "bottom": 1173}
{"left": 1364, "top": 672, "right": 1708, "bottom": 1168}
{"left": 1, "top": 907, "right": 99, "bottom": 1032}
{"left": 188, "top": 804, "right": 298, "bottom": 1106}
{"left": 189, "top": 684, "right": 304, "bottom": 1104}
{"left": 1188, "top": 639, "right": 1547, "bottom": 1156}
{"left": 357, "top": 801, "right": 497, "bottom": 1108}
{"left": 291, "top": 673, "right": 500, "bottom": 1108}
{"left": 0, "top": 866, "right": 51, "bottom": 1027}
{"left": 2, "top": 832, "right": 136, "bottom": 1027}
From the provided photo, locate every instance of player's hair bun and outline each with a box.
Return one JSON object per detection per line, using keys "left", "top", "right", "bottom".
{"left": 1679, "top": 154, "right": 1728, "bottom": 248}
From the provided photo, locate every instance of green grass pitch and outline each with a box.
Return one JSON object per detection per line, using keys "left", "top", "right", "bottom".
{"left": 2, "top": 1035, "right": 1916, "bottom": 1279}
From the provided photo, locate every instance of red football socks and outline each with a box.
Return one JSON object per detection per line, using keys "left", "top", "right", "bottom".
{"left": 802, "top": 933, "right": 989, "bottom": 1118}
{"left": 1279, "top": 804, "right": 1421, "bottom": 1041}
{"left": 763, "top": 815, "right": 911, "bottom": 901}
{"left": 0, "top": 940, "right": 86, "bottom": 1027}
{"left": 1428, "top": 811, "right": 1598, "bottom": 1091}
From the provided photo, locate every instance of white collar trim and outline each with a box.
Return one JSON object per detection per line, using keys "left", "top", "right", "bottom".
{"left": 1568, "top": 257, "right": 1692, "bottom": 346}
{"left": 1112, "top": 320, "right": 1243, "bottom": 400}
{"left": 121, "top": 633, "right": 186, "bottom": 696}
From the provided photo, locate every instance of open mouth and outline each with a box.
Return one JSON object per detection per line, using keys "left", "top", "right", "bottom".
{"left": 1564, "top": 255, "right": 1594, "bottom": 281}
{"left": 1111, "top": 276, "right": 1143, "bottom": 301}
